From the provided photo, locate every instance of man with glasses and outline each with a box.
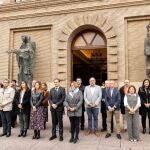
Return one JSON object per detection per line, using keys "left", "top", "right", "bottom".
{"left": 0, "top": 79, "right": 15, "bottom": 137}
{"left": 84, "top": 77, "right": 102, "bottom": 137}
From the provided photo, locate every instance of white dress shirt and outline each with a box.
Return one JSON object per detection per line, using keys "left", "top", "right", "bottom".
{"left": 20, "top": 91, "right": 25, "bottom": 104}
{"left": 90, "top": 86, "right": 95, "bottom": 96}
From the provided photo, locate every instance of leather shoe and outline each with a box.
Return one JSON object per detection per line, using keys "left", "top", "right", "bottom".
{"left": 49, "top": 135, "right": 57, "bottom": 141}
{"left": 69, "top": 137, "right": 74, "bottom": 143}
{"left": 105, "top": 133, "right": 111, "bottom": 138}
{"left": 73, "top": 138, "right": 78, "bottom": 144}
{"left": 95, "top": 131, "right": 100, "bottom": 137}
{"left": 0, "top": 133, "right": 7, "bottom": 137}
{"left": 18, "top": 131, "right": 23, "bottom": 137}
{"left": 81, "top": 126, "right": 84, "bottom": 130}
{"left": 116, "top": 134, "right": 122, "bottom": 140}
{"left": 85, "top": 129, "right": 92, "bottom": 136}
{"left": 6, "top": 133, "right": 11, "bottom": 137}
{"left": 59, "top": 136, "right": 63, "bottom": 141}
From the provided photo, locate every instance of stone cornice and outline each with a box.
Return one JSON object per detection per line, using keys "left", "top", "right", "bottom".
{"left": 0, "top": 0, "right": 100, "bottom": 12}
{"left": 0, "top": 0, "right": 150, "bottom": 21}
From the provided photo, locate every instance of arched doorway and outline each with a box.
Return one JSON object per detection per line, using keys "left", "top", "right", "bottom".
{"left": 72, "top": 29, "right": 107, "bottom": 85}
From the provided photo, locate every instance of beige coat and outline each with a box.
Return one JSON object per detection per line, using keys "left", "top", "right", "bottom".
{"left": 0, "top": 87, "right": 15, "bottom": 111}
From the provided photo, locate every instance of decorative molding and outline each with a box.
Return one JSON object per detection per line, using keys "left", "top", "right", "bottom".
{"left": 58, "top": 14, "right": 119, "bottom": 82}
{"left": 0, "top": 0, "right": 150, "bottom": 21}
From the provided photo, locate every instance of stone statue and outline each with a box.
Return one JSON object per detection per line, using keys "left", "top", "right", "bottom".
{"left": 144, "top": 23, "right": 150, "bottom": 79}
{"left": 12, "top": 35, "right": 36, "bottom": 88}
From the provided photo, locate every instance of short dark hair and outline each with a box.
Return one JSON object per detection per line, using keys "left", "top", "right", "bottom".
{"left": 128, "top": 85, "right": 136, "bottom": 93}
{"left": 12, "top": 80, "right": 17, "bottom": 83}
{"left": 53, "top": 78, "right": 61, "bottom": 82}
{"left": 0, "top": 83, "right": 3, "bottom": 88}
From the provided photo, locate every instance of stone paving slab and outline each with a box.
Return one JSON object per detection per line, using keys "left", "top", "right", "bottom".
{"left": 0, "top": 114, "right": 150, "bottom": 150}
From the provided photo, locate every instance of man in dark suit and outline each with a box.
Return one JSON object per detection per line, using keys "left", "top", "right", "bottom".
{"left": 49, "top": 78, "right": 65, "bottom": 141}
{"left": 76, "top": 77, "right": 85, "bottom": 130}
{"left": 105, "top": 80, "right": 121, "bottom": 139}
{"left": 101, "top": 80, "right": 114, "bottom": 132}
{"left": 101, "top": 80, "right": 109, "bottom": 132}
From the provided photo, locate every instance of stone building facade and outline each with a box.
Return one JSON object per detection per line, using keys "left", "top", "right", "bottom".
{"left": 0, "top": 0, "right": 150, "bottom": 87}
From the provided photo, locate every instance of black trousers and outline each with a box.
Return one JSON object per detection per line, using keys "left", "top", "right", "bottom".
{"left": 69, "top": 117, "right": 80, "bottom": 138}
{"left": 102, "top": 112, "right": 107, "bottom": 130}
{"left": 141, "top": 112, "right": 150, "bottom": 129}
{"left": 80, "top": 107, "right": 85, "bottom": 128}
{"left": 51, "top": 109, "right": 63, "bottom": 137}
{"left": 0, "top": 115, "right": 2, "bottom": 127}
{"left": 0, "top": 110, "right": 11, "bottom": 134}
{"left": 11, "top": 110, "right": 17, "bottom": 127}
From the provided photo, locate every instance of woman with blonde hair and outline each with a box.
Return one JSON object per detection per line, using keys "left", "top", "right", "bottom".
{"left": 64, "top": 81, "right": 83, "bottom": 143}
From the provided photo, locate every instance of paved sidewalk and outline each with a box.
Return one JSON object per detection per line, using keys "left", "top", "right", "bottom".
{"left": 0, "top": 114, "right": 150, "bottom": 150}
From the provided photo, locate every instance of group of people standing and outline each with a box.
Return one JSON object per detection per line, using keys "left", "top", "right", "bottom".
{"left": 0, "top": 77, "right": 150, "bottom": 143}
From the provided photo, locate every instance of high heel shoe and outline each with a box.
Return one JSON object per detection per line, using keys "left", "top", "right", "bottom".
{"left": 36, "top": 130, "right": 40, "bottom": 139}
{"left": 143, "top": 128, "right": 146, "bottom": 134}
{"left": 32, "top": 130, "right": 37, "bottom": 139}
{"left": 18, "top": 131, "right": 23, "bottom": 137}
{"left": 23, "top": 130, "right": 27, "bottom": 137}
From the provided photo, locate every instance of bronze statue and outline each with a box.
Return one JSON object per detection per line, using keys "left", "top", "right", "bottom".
{"left": 145, "top": 23, "right": 150, "bottom": 79}
{"left": 8, "top": 35, "right": 36, "bottom": 88}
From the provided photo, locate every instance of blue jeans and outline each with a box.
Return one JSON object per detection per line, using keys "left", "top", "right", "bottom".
{"left": 86, "top": 107, "right": 99, "bottom": 131}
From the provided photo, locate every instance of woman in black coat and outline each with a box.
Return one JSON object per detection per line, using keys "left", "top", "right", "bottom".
{"left": 138, "top": 79, "right": 150, "bottom": 134}
{"left": 14, "top": 81, "right": 31, "bottom": 137}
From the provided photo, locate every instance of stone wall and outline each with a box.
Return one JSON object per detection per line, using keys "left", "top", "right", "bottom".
{"left": 0, "top": 0, "right": 150, "bottom": 87}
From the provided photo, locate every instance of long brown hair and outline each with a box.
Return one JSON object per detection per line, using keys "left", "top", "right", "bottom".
{"left": 20, "top": 81, "right": 28, "bottom": 91}
{"left": 33, "top": 81, "right": 42, "bottom": 93}
{"left": 41, "top": 82, "right": 48, "bottom": 91}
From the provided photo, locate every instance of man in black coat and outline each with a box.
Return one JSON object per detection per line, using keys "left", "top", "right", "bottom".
{"left": 76, "top": 77, "right": 85, "bottom": 130}
{"left": 101, "top": 80, "right": 109, "bottom": 132}
{"left": 49, "top": 78, "right": 66, "bottom": 141}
